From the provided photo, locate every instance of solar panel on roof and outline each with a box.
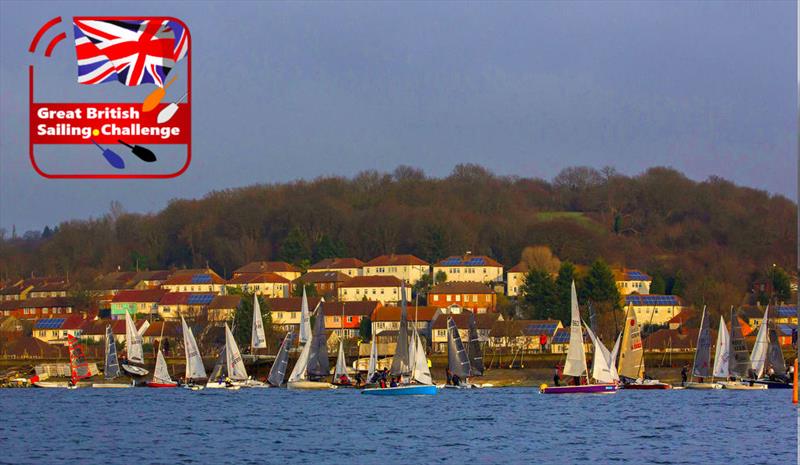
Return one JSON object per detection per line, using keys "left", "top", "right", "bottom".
{"left": 188, "top": 294, "right": 214, "bottom": 305}
{"left": 191, "top": 274, "right": 213, "bottom": 284}
{"left": 553, "top": 331, "right": 570, "bottom": 343}
{"left": 776, "top": 306, "right": 797, "bottom": 317}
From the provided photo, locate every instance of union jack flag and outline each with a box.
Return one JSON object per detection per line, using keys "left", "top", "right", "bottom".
{"left": 73, "top": 18, "right": 189, "bottom": 87}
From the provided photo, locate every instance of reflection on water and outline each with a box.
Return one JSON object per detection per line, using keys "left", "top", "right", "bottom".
{"left": 0, "top": 388, "right": 795, "bottom": 464}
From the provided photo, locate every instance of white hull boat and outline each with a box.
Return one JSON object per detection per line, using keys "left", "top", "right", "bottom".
{"left": 718, "top": 381, "right": 768, "bottom": 390}
{"left": 684, "top": 382, "right": 722, "bottom": 390}
{"left": 91, "top": 383, "right": 132, "bottom": 389}
{"left": 287, "top": 380, "right": 337, "bottom": 390}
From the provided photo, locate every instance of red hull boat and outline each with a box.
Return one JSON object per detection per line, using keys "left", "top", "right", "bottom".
{"left": 147, "top": 382, "right": 178, "bottom": 388}
{"left": 541, "top": 383, "right": 618, "bottom": 394}
{"left": 622, "top": 382, "right": 671, "bottom": 390}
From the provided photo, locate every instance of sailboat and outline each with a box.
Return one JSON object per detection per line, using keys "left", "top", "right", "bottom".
{"left": 267, "top": 332, "right": 295, "bottom": 387}
{"left": 362, "top": 284, "right": 437, "bottom": 395}
{"left": 93, "top": 325, "right": 132, "bottom": 388}
{"left": 583, "top": 322, "right": 618, "bottom": 385}
{"left": 440, "top": 316, "right": 479, "bottom": 389}
{"left": 147, "top": 349, "right": 178, "bottom": 387}
{"left": 332, "top": 306, "right": 355, "bottom": 387}
{"left": 206, "top": 323, "right": 266, "bottom": 389}
{"left": 751, "top": 306, "right": 793, "bottom": 389}
{"left": 121, "top": 312, "right": 149, "bottom": 377}
{"left": 715, "top": 314, "right": 766, "bottom": 390}
{"left": 244, "top": 295, "right": 269, "bottom": 362}
{"left": 181, "top": 316, "right": 207, "bottom": 390}
{"left": 365, "top": 336, "right": 379, "bottom": 386}
{"left": 541, "top": 281, "right": 618, "bottom": 394}
{"left": 684, "top": 306, "right": 722, "bottom": 389}
{"left": 617, "top": 305, "right": 670, "bottom": 389}
{"left": 288, "top": 301, "right": 336, "bottom": 389}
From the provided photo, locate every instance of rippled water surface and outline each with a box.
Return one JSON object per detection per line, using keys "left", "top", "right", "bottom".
{"left": 0, "top": 388, "right": 795, "bottom": 464}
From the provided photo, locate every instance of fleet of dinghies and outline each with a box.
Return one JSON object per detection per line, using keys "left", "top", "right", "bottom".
{"left": 28, "top": 279, "right": 792, "bottom": 394}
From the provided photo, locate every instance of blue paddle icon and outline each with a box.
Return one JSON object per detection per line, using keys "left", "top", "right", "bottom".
{"left": 91, "top": 139, "right": 125, "bottom": 169}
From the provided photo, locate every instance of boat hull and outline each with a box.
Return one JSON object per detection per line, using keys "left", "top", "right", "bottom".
{"left": 622, "top": 382, "right": 672, "bottom": 390}
{"left": 287, "top": 381, "right": 337, "bottom": 390}
{"left": 752, "top": 380, "right": 793, "bottom": 389}
{"left": 541, "top": 384, "right": 618, "bottom": 394}
{"left": 147, "top": 382, "right": 178, "bottom": 388}
{"left": 121, "top": 364, "right": 149, "bottom": 377}
{"left": 683, "top": 382, "right": 722, "bottom": 390}
{"left": 33, "top": 381, "right": 70, "bottom": 388}
{"left": 361, "top": 385, "right": 438, "bottom": 396}
{"left": 91, "top": 383, "right": 132, "bottom": 389}
{"left": 718, "top": 381, "right": 767, "bottom": 390}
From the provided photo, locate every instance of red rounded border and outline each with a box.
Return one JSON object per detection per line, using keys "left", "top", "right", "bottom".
{"left": 29, "top": 16, "right": 192, "bottom": 179}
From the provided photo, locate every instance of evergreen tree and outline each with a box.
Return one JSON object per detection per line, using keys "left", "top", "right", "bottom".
{"left": 666, "top": 270, "right": 686, "bottom": 296}
{"left": 554, "top": 261, "right": 576, "bottom": 325}
{"left": 769, "top": 266, "right": 792, "bottom": 303}
{"left": 521, "top": 269, "right": 557, "bottom": 320}
{"left": 649, "top": 273, "right": 666, "bottom": 294}
{"left": 291, "top": 283, "right": 318, "bottom": 298}
{"left": 313, "top": 234, "right": 345, "bottom": 262}
{"left": 359, "top": 317, "right": 372, "bottom": 341}
{"left": 581, "top": 258, "right": 621, "bottom": 310}
{"left": 278, "top": 227, "right": 311, "bottom": 263}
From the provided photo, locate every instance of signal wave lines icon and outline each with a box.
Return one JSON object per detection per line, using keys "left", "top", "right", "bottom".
{"left": 29, "top": 16, "right": 66, "bottom": 57}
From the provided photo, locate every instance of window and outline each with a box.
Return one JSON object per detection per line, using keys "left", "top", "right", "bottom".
{"left": 433, "top": 295, "right": 439, "bottom": 302}
{"left": 347, "top": 316, "right": 353, "bottom": 323}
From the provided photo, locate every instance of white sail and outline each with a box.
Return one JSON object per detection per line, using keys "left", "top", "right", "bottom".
{"left": 288, "top": 332, "right": 312, "bottom": 382}
{"left": 583, "top": 322, "right": 615, "bottom": 384}
{"left": 749, "top": 306, "right": 769, "bottom": 378}
{"left": 251, "top": 294, "right": 267, "bottom": 351}
{"left": 713, "top": 316, "right": 730, "bottom": 379}
{"left": 618, "top": 305, "right": 644, "bottom": 380}
{"left": 299, "top": 287, "right": 312, "bottom": 344}
{"left": 224, "top": 323, "right": 248, "bottom": 381}
{"left": 137, "top": 320, "right": 150, "bottom": 337}
{"left": 125, "top": 312, "right": 144, "bottom": 364}
{"left": 410, "top": 327, "right": 433, "bottom": 385}
{"left": 562, "top": 281, "right": 587, "bottom": 378}
{"left": 334, "top": 339, "right": 350, "bottom": 381}
{"left": 609, "top": 332, "right": 621, "bottom": 380}
{"left": 181, "top": 316, "right": 207, "bottom": 380}
{"left": 366, "top": 337, "right": 378, "bottom": 382}
{"left": 153, "top": 350, "right": 173, "bottom": 384}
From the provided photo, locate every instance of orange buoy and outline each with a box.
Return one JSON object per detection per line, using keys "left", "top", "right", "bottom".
{"left": 793, "top": 359, "right": 798, "bottom": 404}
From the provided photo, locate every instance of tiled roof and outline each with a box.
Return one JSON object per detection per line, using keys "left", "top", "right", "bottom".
{"left": 0, "top": 300, "right": 24, "bottom": 311}
{"left": 309, "top": 258, "right": 365, "bottom": 269}
{"left": 613, "top": 268, "right": 652, "bottom": 282}
{"left": 508, "top": 263, "right": 529, "bottom": 273}
{"left": 159, "top": 292, "right": 193, "bottom": 305}
{"left": 489, "top": 319, "right": 560, "bottom": 337}
{"left": 234, "top": 261, "right": 300, "bottom": 275}
{"left": 163, "top": 273, "right": 226, "bottom": 286}
{"left": 339, "top": 276, "right": 403, "bottom": 288}
{"left": 430, "top": 281, "right": 494, "bottom": 294}
{"left": 266, "top": 297, "right": 323, "bottom": 312}
{"left": 321, "top": 301, "right": 381, "bottom": 317}
{"left": 30, "top": 281, "right": 70, "bottom": 292}
{"left": 372, "top": 305, "right": 439, "bottom": 322}
{"left": 667, "top": 309, "right": 695, "bottom": 325}
{"left": 365, "top": 254, "right": 430, "bottom": 267}
{"left": 430, "top": 312, "right": 501, "bottom": 330}
{"left": 436, "top": 255, "right": 502, "bottom": 268}
{"left": 61, "top": 315, "right": 87, "bottom": 330}
{"left": 22, "top": 297, "right": 72, "bottom": 308}
{"left": 227, "top": 272, "right": 289, "bottom": 285}
{"left": 295, "top": 271, "right": 351, "bottom": 284}
{"left": 645, "top": 328, "right": 717, "bottom": 351}
{"left": 143, "top": 321, "right": 181, "bottom": 338}
{"left": 208, "top": 295, "right": 243, "bottom": 310}
{"left": 111, "top": 289, "right": 167, "bottom": 303}
{"left": 625, "top": 294, "right": 683, "bottom": 306}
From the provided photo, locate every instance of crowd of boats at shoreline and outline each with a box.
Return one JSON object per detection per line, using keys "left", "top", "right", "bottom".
{"left": 26, "top": 282, "right": 794, "bottom": 396}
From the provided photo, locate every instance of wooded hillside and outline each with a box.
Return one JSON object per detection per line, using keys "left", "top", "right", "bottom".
{"left": 0, "top": 164, "right": 795, "bottom": 310}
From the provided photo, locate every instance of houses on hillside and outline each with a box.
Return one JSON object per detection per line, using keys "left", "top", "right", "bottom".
{"left": 362, "top": 254, "right": 430, "bottom": 284}
{"left": 614, "top": 269, "right": 652, "bottom": 296}
{"left": 428, "top": 281, "right": 497, "bottom": 313}
{"left": 433, "top": 254, "right": 504, "bottom": 284}
{"left": 338, "top": 276, "right": 410, "bottom": 305}
{"left": 625, "top": 294, "right": 687, "bottom": 326}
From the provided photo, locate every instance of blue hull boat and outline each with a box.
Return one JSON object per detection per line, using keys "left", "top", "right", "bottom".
{"left": 361, "top": 385, "right": 438, "bottom": 396}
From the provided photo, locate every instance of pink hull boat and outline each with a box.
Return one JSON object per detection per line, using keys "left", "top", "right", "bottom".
{"left": 541, "top": 383, "right": 619, "bottom": 394}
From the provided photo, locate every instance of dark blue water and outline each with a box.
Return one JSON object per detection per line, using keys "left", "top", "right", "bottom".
{"left": 0, "top": 388, "right": 795, "bottom": 465}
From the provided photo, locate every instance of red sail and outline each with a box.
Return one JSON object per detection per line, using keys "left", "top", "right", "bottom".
{"left": 68, "top": 334, "right": 92, "bottom": 384}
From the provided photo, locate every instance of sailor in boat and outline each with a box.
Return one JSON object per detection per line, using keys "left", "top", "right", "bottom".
{"left": 354, "top": 372, "right": 363, "bottom": 387}
{"left": 446, "top": 368, "right": 452, "bottom": 385}
{"left": 553, "top": 365, "right": 561, "bottom": 386}
{"left": 680, "top": 364, "right": 688, "bottom": 386}
{"left": 390, "top": 377, "right": 398, "bottom": 388}
{"left": 451, "top": 373, "right": 461, "bottom": 387}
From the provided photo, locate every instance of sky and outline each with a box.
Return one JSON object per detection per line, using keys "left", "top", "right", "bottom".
{"left": 0, "top": 1, "right": 796, "bottom": 233}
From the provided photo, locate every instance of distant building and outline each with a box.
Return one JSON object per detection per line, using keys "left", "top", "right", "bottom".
{"left": 362, "top": 254, "right": 430, "bottom": 285}
{"left": 15, "top": 297, "right": 75, "bottom": 319}
{"left": 110, "top": 289, "right": 167, "bottom": 318}
{"left": 205, "top": 295, "right": 242, "bottom": 321}
{"left": 614, "top": 269, "right": 652, "bottom": 296}
{"left": 338, "top": 276, "right": 410, "bottom": 305}
{"left": 428, "top": 281, "right": 497, "bottom": 313}
{"left": 550, "top": 327, "right": 592, "bottom": 354}
{"left": 371, "top": 305, "right": 440, "bottom": 352}
{"left": 487, "top": 319, "right": 562, "bottom": 352}
{"left": 32, "top": 315, "right": 86, "bottom": 345}
{"left": 233, "top": 261, "right": 301, "bottom": 282}
{"left": 161, "top": 271, "right": 226, "bottom": 294}
{"left": 433, "top": 253, "right": 504, "bottom": 285}
{"left": 322, "top": 300, "right": 381, "bottom": 339}
{"left": 430, "top": 311, "right": 502, "bottom": 353}
{"left": 267, "top": 296, "right": 323, "bottom": 333}
{"left": 645, "top": 327, "right": 714, "bottom": 353}
{"left": 308, "top": 258, "right": 365, "bottom": 278}
{"left": 293, "top": 271, "right": 351, "bottom": 299}
{"left": 624, "top": 294, "right": 687, "bottom": 326}
{"left": 226, "top": 272, "right": 289, "bottom": 298}
{"left": 157, "top": 292, "right": 217, "bottom": 320}
{"left": 28, "top": 281, "right": 70, "bottom": 299}
{"left": 506, "top": 263, "right": 529, "bottom": 297}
